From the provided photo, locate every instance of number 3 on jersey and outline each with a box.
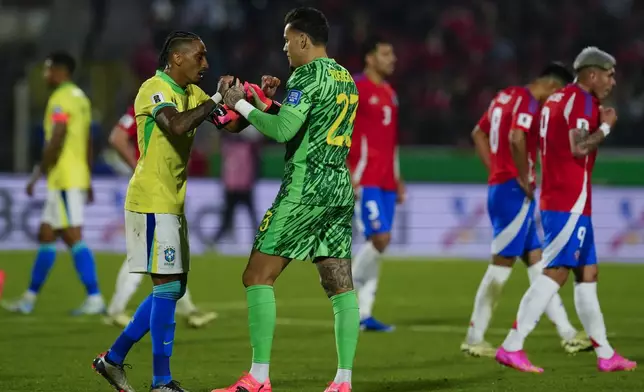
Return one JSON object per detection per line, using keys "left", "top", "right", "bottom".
{"left": 326, "top": 93, "right": 359, "bottom": 147}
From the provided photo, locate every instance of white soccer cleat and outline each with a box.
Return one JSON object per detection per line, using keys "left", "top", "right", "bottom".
{"left": 72, "top": 295, "right": 106, "bottom": 316}
{"left": 103, "top": 312, "right": 132, "bottom": 328}
{"left": 461, "top": 341, "right": 497, "bottom": 358}
{"left": 186, "top": 310, "right": 218, "bottom": 328}
{"left": 2, "top": 296, "right": 36, "bottom": 315}
{"left": 562, "top": 330, "right": 594, "bottom": 354}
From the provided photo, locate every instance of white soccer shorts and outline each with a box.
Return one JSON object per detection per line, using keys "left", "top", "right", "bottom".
{"left": 41, "top": 188, "right": 86, "bottom": 229}
{"left": 125, "top": 210, "right": 190, "bottom": 275}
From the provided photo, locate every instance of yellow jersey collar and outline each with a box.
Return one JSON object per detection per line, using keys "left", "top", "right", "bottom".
{"left": 156, "top": 70, "right": 186, "bottom": 95}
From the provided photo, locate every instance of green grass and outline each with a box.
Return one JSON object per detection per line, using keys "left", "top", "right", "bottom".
{"left": 0, "top": 252, "right": 643, "bottom": 392}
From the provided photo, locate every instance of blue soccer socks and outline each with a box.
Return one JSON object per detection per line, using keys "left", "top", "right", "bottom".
{"left": 27, "top": 243, "right": 57, "bottom": 294}
{"left": 71, "top": 241, "right": 100, "bottom": 296}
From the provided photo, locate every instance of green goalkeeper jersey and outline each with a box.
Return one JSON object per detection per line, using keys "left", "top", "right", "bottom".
{"left": 276, "top": 57, "right": 359, "bottom": 207}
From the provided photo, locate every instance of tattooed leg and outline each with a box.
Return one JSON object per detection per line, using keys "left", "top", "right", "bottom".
{"left": 316, "top": 257, "right": 360, "bottom": 384}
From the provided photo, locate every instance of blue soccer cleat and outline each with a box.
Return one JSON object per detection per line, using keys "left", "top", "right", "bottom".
{"left": 360, "top": 317, "right": 395, "bottom": 332}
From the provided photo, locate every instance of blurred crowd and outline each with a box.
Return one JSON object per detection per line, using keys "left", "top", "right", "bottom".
{"left": 127, "top": 0, "right": 644, "bottom": 147}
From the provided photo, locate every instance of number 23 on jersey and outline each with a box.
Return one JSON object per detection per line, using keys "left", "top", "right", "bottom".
{"left": 327, "top": 93, "right": 359, "bottom": 147}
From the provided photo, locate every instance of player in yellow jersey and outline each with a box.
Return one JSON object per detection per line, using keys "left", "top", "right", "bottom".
{"left": 2, "top": 51, "right": 105, "bottom": 315}
{"left": 92, "top": 31, "right": 233, "bottom": 392}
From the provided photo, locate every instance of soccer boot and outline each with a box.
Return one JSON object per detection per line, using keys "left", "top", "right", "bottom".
{"left": 92, "top": 352, "right": 136, "bottom": 392}
{"left": 1, "top": 295, "right": 35, "bottom": 314}
{"left": 72, "top": 295, "right": 106, "bottom": 316}
{"left": 103, "top": 313, "right": 132, "bottom": 328}
{"left": 359, "top": 317, "right": 395, "bottom": 332}
{"left": 211, "top": 372, "right": 272, "bottom": 392}
{"left": 460, "top": 340, "right": 497, "bottom": 358}
{"left": 561, "top": 330, "right": 593, "bottom": 354}
{"left": 324, "top": 382, "right": 351, "bottom": 392}
{"left": 598, "top": 352, "right": 637, "bottom": 372}
{"left": 151, "top": 380, "right": 189, "bottom": 391}
{"left": 185, "top": 310, "right": 218, "bottom": 328}
{"left": 495, "top": 347, "right": 544, "bottom": 373}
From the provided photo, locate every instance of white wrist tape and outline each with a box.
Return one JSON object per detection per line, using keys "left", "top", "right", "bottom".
{"left": 211, "top": 92, "right": 223, "bottom": 104}
{"left": 599, "top": 123, "right": 611, "bottom": 137}
{"left": 235, "top": 100, "right": 256, "bottom": 118}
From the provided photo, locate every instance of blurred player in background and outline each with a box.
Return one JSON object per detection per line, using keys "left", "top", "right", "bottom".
{"left": 465, "top": 63, "right": 592, "bottom": 357}
{"left": 213, "top": 7, "right": 360, "bottom": 392}
{"left": 92, "top": 31, "right": 230, "bottom": 392}
{"left": 2, "top": 51, "right": 105, "bottom": 315}
{"left": 496, "top": 47, "right": 636, "bottom": 373}
{"left": 104, "top": 104, "right": 217, "bottom": 329}
{"left": 348, "top": 37, "right": 404, "bottom": 332}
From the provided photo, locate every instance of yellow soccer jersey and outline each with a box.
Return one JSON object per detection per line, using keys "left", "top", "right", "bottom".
{"left": 44, "top": 82, "right": 91, "bottom": 190}
{"left": 125, "top": 70, "right": 211, "bottom": 214}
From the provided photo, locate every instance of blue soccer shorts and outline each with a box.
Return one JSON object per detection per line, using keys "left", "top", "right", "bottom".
{"left": 541, "top": 210, "right": 597, "bottom": 268}
{"left": 356, "top": 187, "right": 397, "bottom": 239}
{"left": 487, "top": 178, "right": 541, "bottom": 257}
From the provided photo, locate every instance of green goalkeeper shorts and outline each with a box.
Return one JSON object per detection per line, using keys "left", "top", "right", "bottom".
{"left": 253, "top": 200, "right": 353, "bottom": 261}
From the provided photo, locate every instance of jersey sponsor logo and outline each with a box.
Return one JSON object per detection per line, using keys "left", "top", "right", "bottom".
{"left": 151, "top": 92, "right": 166, "bottom": 104}
{"left": 163, "top": 246, "right": 176, "bottom": 265}
{"left": 285, "top": 89, "right": 303, "bottom": 105}
{"left": 517, "top": 113, "right": 533, "bottom": 129}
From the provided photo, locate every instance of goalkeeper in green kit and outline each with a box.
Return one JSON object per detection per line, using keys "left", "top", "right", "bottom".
{"left": 212, "top": 7, "right": 359, "bottom": 392}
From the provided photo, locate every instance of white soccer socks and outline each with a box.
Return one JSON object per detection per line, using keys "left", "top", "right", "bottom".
{"left": 107, "top": 259, "right": 144, "bottom": 316}
{"left": 502, "top": 274, "right": 560, "bottom": 351}
{"left": 574, "top": 282, "right": 614, "bottom": 359}
{"left": 527, "top": 263, "right": 577, "bottom": 341}
{"left": 466, "top": 265, "right": 512, "bottom": 344}
{"left": 352, "top": 241, "right": 381, "bottom": 320}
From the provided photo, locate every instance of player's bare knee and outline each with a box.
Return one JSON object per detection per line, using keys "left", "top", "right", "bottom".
{"left": 242, "top": 252, "right": 288, "bottom": 287}
{"left": 315, "top": 257, "right": 353, "bottom": 298}
{"left": 522, "top": 249, "right": 543, "bottom": 267}
{"left": 574, "top": 265, "right": 598, "bottom": 283}
{"left": 371, "top": 233, "right": 391, "bottom": 253}
{"left": 38, "top": 224, "right": 56, "bottom": 243}
{"left": 543, "top": 267, "right": 569, "bottom": 287}
{"left": 492, "top": 254, "right": 514, "bottom": 268}
{"left": 61, "top": 227, "right": 82, "bottom": 247}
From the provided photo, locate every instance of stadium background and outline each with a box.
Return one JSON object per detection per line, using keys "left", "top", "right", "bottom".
{"left": 0, "top": 0, "right": 641, "bottom": 261}
{"left": 1, "top": 2, "right": 644, "bottom": 392}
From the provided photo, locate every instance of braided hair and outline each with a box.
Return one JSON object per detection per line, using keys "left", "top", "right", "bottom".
{"left": 158, "top": 31, "right": 201, "bottom": 70}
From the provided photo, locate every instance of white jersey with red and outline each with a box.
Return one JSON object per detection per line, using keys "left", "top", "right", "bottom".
{"left": 347, "top": 74, "right": 399, "bottom": 192}
{"left": 476, "top": 86, "right": 540, "bottom": 186}
{"left": 540, "top": 84, "right": 599, "bottom": 216}
{"left": 117, "top": 105, "right": 140, "bottom": 160}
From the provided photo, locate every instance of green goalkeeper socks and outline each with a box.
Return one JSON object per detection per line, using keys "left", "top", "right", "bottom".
{"left": 247, "top": 285, "right": 276, "bottom": 364}
{"left": 331, "top": 290, "right": 360, "bottom": 370}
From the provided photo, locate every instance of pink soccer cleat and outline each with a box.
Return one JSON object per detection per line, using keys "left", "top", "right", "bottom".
{"left": 495, "top": 347, "right": 544, "bottom": 373}
{"left": 324, "top": 382, "right": 351, "bottom": 392}
{"left": 598, "top": 353, "right": 637, "bottom": 372}
{"left": 211, "top": 372, "right": 272, "bottom": 392}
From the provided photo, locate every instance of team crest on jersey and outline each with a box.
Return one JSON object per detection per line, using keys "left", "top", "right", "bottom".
{"left": 369, "top": 95, "right": 379, "bottom": 105}
{"left": 52, "top": 105, "right": 63, "bottom": 113}
{"left": 574, "top": 250, "right": 580, "bottom": 260}
{"left": 151, "top": 92, "right": 165, "bottom": 104}
{"left": 163, "top": 246, "right": 176, "bottom": 265}
{"left": 286, "top": 89, "right": 302, "bottom": 105}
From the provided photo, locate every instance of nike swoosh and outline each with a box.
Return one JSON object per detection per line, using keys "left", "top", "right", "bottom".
{"left": 163, "top": 341, "right": 173, "bottom": 345}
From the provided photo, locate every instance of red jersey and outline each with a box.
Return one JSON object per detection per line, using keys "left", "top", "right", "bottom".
{"left": 347, "top": 74, "right": 399, "bottom": 191}
{"left": 117, "top": 105, "right": 139, "bottom": 160}
{"left": 477, "top": 86, "right": 540, "bottom": 186}
{"left": 540, "top": 84, "right": 599, "bottom": 216}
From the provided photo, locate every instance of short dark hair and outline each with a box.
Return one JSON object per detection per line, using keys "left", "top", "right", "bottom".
{"left": 284, "top": 7, "right": 329, "bottom": 46}
{"left": 158, "top": 31, "right": 201, "bottom": 70}
{"left": 539, "top": 62, "right": 574, "bottom": 85}
{"left": 361, "top": 36, "right": 390, "bottom": 64}
{"left": 47, "top": 51, "right": 76, "bottom": 74}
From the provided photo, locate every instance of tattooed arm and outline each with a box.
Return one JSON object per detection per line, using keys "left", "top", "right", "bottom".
{"left": 569, "top": 127, "right": 607, "bottom": 158}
